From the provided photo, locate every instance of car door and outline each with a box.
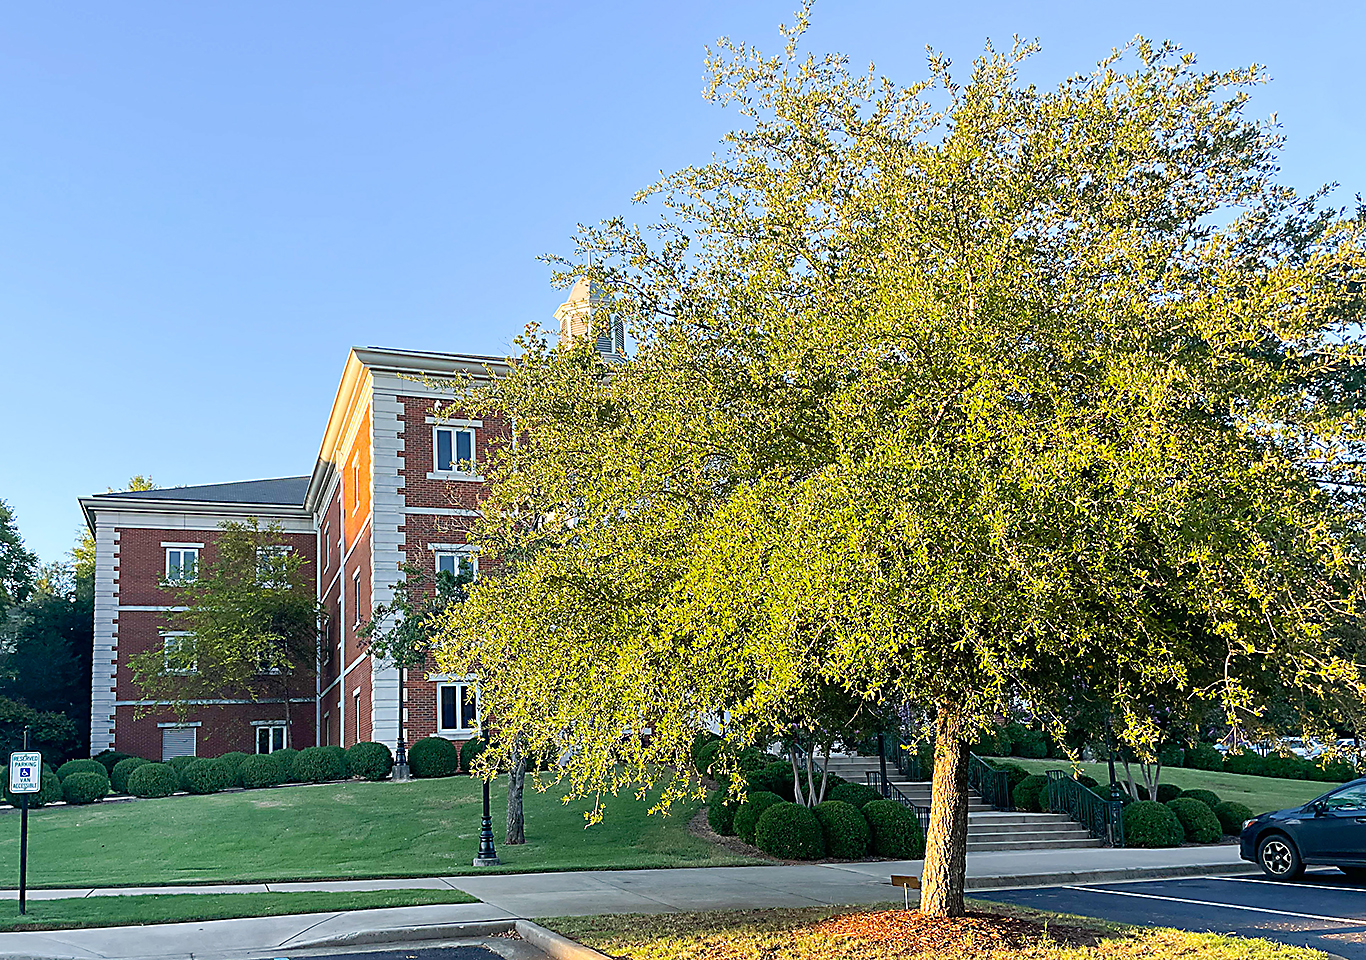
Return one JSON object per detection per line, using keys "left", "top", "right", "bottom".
{"left": 1296, "top": 783, "right": 1366, "bottom": 862}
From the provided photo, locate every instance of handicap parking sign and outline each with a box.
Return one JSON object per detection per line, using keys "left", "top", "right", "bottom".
{"left": 9, "top": 752, "right": 41, "bottom": 794}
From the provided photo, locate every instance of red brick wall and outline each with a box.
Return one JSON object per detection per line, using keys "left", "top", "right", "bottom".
{"left": 115, "top": 702, "right": 315, "bottom": 760}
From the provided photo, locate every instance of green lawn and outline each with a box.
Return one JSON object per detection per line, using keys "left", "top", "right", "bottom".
{"left": 982, "top": 756, "right": 1338, "bottom": 815}
{"left": 0, "top": 776, "right": 757, "bottom": 888}
{"left": 0, "top": 889, "right": 478, "bottom": 933}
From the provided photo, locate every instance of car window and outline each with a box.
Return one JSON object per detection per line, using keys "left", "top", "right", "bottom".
{"left": 1322, "top": 784, "right": 1366, "bottom": 812}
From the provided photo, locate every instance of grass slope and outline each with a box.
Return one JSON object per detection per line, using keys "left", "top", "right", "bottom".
{"left": 0, "top": 889, "right": 478, "bottom": 933}
{"left": 983, "top": 756, "right": 1337, "bottom": 814}
{"left": 548, "top": 903, "right": 1330, "bottom": 960}
{"left": 0, "top": 776, "right": 755, "bottom": 888}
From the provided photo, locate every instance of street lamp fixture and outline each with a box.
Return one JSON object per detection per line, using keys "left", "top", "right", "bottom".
{"left": 473, "top": 777, "right": 500, "bottom": 866}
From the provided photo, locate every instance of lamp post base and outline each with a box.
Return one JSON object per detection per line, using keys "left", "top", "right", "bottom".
{"left": 472, "top": 855, "right": 502, "bottom": 867}
{"left": 392, "top": 762, "right": 410, "bottom": 782}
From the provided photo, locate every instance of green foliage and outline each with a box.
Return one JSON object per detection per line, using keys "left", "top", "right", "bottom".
{"left": 345, "top": 742, "right": 394, "bottom": 781}
{"left": 1123, "top": 800, "right": 1185, "bottom": 848}
{"left": 458, "top": 736, "right": 486, "bottom": 774}
{"left": 1158, "top": 744, "right": 1185, "bottom": 768}
{"left": 1214, "top": 800, "right": 1255, "bottom": 835}
{"left": 182, "top": 758, "right": 234, "bottom": 795}
{"left": 1315, "top": 755, "right": 1359, "bottom": 783}
{"left": 0, "top": 698, "right": 79, "bottom": 766}
{"left": 1223, "top": 751, "right": 1267, "bottom": 777}
{"left": 695, "top": 740, "right": 723, "bottom": 777}
{"left": 733, "top": 791, "right": 785, "bottom": 846}
{"left": 93, "top": 751, "right": 133, "bottom": 775}
{"left": 61, "top": 770, "right": 108, "bottom": 805}
{"left": 5, "top": 766, "right": 61, "bottom": 807}
{"left": 1155, "top": 783, "right": 1183, "bottom": 804}
{"left": 1180, "top": 788, "right": 1221, "bottom": 811}
{"left": 754, "top": 802, "right": 825, "bottom": 860}
{"left": 271, "top": 748, "right": 300, "bottom": 783}
{"left": 707, "top": 792, "right": 737, "bottom": 836}
{"left": 1263, "top": 753, "right": 1310, "bottom": 780}
{"left": 293, "top": 746, "right": 345, "bottom": 783}
{"left": 747, "top": 761, "right": 795, "bottom": 802}
{"left": 814, "top": 799, "right": 870, "bottom": 859}
{"left": 127, "top": 763, "right": 178, "bottom": 799}
{"left": 0, "top": 499, "right": 37, "bottom": 615}
{"left": 862, "top": 800, "right": 925, "bottom": 858}
{"left": 993, "top": 762, "right": 1031, "bottom": 791}
{"left": 166, "top": 755, "right": 196, "bottom": 790}
{"left": 57, "top": 758, "right": 105, "bottom": 781}
{"left": 239, "top": 754, "right": 283, "bottom": 789}
{"left": 1012, "top": 729, "right": 1049, "bottom": 760}
{"left": 217, "top": 752, "right": 250, "bottom": 787}
{"left": 110, "top": 757, "right": 150, "bottom": 794}
{"left": 409, "top": 737, "right": 460, "bottom": 779}
{"left": 1184, "top": 744, "right": 1224, "bottom": 771}
{"left": 828, "top": 781, "right": 882, "bottom": 809}
{"left": 1013, "top": 775, "right": 1048, "bottom": 813}
{"left": 691, "top": 731, "right": 720, "bottom": 770}
{"left": 1074, "top": 774, "right": 1101, "bottom": 792}
{"left": 971, "top": 726, "right": 1011, "bottom": 757}
{"left": 1166, "top": 796, "right": 1222, "bottom": 843}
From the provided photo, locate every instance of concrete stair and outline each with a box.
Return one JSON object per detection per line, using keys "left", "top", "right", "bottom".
{"left": 822, "top": 755, "right": 1102, "bottom": 853}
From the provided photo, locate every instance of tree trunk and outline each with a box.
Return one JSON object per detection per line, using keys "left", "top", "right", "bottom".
{"left": 920, "top": 705, "right": 970, "bottom": 918}
{"left": 505, "top": 748, "right": 528, "bottom": 845}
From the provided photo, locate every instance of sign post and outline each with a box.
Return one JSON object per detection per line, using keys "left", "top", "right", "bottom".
{"left": 9, "top": 727, "right": 40, "bottom": 916}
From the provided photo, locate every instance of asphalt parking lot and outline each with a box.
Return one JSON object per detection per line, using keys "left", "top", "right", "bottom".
{"left": 977, "top": 871, "right": 1366, "bottom": 959}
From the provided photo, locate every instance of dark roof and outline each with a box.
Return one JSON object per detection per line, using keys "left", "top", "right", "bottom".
{"left": 95, "top": 476, "right": 310, "bottom": 507}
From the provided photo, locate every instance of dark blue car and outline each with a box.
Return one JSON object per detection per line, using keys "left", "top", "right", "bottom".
{"left": 1240, "top": 777, "right": 1366, "bottom": 880}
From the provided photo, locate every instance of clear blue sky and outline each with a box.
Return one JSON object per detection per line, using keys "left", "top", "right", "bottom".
{"left": 3, "top": 1, "right": 1362, "bottom": 564}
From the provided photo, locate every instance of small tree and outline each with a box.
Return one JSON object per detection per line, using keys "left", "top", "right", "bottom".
{"left": 128, "top": 520, "right": 323, "bottom": 742}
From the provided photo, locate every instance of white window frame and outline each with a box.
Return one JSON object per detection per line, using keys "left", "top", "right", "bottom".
{"left": 256, "top": 545, "right": 291, "bottom": 587}
{"left": 162, "top": 632, "right": 197, "bottom": 675}
{"left": 252, "top": 721, "right": 287, "bottom": 754}
{"left": 353, "top": 689, "right": 361, "bottom": 744}
{"left": 353, "top": 570, "right": 362, "bottom": 626}
{"left": 434, "top": 549, "right": 477, "bottom": 581}
{"left": 432, "top": 426, "right": 476, "bottom": 474}
{"left": 433, "top": 677, "right": 481, "bottom": 737}
{"left": 323, "top": 524, "right": 330, "bottom": 570}
{"left": 164, "top": 547, "right": 199, "bottom": 583}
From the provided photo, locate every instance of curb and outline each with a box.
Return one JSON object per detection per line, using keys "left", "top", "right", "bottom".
{"left": 288, "top": 918, "right": 611, "bottom": 959}
{"left": 966, "top": 862, "right": 1259, "bottom": 891}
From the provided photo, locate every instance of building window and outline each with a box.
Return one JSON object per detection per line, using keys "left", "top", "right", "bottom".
{"left": 435, "top": 551, "right": 476, "bottom": 581}
{"left": 161, "top": 726, "right": 197, "bottom": 760}
{"left": 255, "top": 724, "right": 286, "bottom": 754}
{"left": 434, "top": 427, "right": 475, "bottom": 473}
{"left": 353, "top": 571, "right": 362, "bottom": 625}
{"left": 323, "top": 711, "right": 330, "bottom": 746}
{"left": 323, "top": 524, "right": 330, "bottom": 569}
{"left": 165, "top": 548, "right": 198, "bottom": 582}
{"left": 162, "top": 633, "right": 197, "bottom": 675}
{"left": 436, "top": 680, "right": 480, "bottom": 736}
{"left": 354, "top": 689, "right": 361, "bottom": 744}
{"left": 255, "top": 545, "right": 291, "bottom": 587}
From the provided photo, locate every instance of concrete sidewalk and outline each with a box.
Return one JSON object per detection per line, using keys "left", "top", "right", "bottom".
{"left": 0, "top": 846, "right": 1257, "bottom": 959}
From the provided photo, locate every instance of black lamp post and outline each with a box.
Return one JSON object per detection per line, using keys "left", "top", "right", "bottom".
{"left": 473, "top": 777, "right": 500, "bottom": 866}
{"left": 393, "top": 666, "right": 409, "bottom": 781}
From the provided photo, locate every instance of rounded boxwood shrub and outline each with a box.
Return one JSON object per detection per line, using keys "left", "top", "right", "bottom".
{"left": 707, "top": 792, "right": 737, "bottom": 836}
{"left": 862, "top": 799, "right": 924, "bottom": 858}
{"left": 93, "top": 750, "right": 134, "bottom": 775}
{"left": 1013, "top": 729, "right": 1048, "bottom": 759}
{"left": 111, "top": 757, "right": 150, "bottom": 794}
{"left": 459, "top": 736, "right": 486, "bottom": 773}
{"left": 1214, "top": 800, "right": 1254, "bottom": 836}
{"left": 406, "top": 736, "right": 459, "bottom": 778}
{"left": 127, "top": 762, "right": 178, "bottom": 798}
{"left": 1167, "top": 796, "right": 1221, "bottom": 844}
{"left": 239, "top": 754, "right": 283, "bottom": 789}
{"left": 1223, "top": 751, "right": 1267, "bottom": 777}
{"left": 814, "top": 799, "right": 870, "bottom": 859}
{"left": 217, "top": 751, "right": 250, "bottom": 787}
{"left": 1181, "top": 788, "right": 1221, "bottom": 812}
{"left": 271, "top": 747, "right": 300, "bottom": 783}
{"left": 1155, "top": 783, "right": 1183, "bottom": 804}
{"left": 5, "top": 767, "right": 61, "bottom": 807}
{"left": 346, "top": 741, "right": 394, "bottom": 781}
{"left": 996, "top": 763, "right": 1030, "bottom": 791}
{"left": 691, "top": 730, "right": 720, "bottom": 769}
{"left": 695, "top": 739, "right": 723, "bottom": 777}
{"left": 733, "top": 791, "right": 785, "bottom": 846}
{"left": 1184, "top": 743, "right": 1224, "bottom": 770}
{"left": 1073, "top": 774, "right": 1101, "bottom": 792}
{"left": 166, "top": 754, "right": 196, "bottom": 789}
{"left": 747, "top": 761, "right": 795, "bottom": 802}
{"left": 293, "top": 746, "right": 345, "bottom": 783}
{"left": 828, "top": 781, "right": 883, "bottom": 810}
{"left": 61, "top": 770, "right": 109, "bottom": 804}
{"left": 1264, "top": 753, "right": 1310, "bottom": 780}
{"left": 755, "top": 801, "right": 825, "bottom": 860}
{"left": 57, "top": 758, "right": 106, "bottom": 781}
{"left": 1013, "top": 774, "right": 1048, "bottom": 813}
{"left": 1123, "top": 800, "right": 1185, "bottom": 847}
{"left": 183, "top": 758, "right": 234, "bottom": 794}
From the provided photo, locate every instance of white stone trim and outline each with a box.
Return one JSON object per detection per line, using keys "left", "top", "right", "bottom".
{"left": 159, "top": 541, "right": 205, "bottom": 549}
{"left": 89, "top": 521, "right": 119, "bottom": 754}
{"left": 157, "top": 721, "right": 202, "bottom": 728}
{"left": 370, "top": 385, "right": 407, "bottom": 753}
{"left": 404, "top": 506, "right": 480, "bottom": 517}
{"left": 425, "top": 472, "right": 484, "bottom": 483}
{"left": 425, "top": 415, "right": 482, "bottom": 428}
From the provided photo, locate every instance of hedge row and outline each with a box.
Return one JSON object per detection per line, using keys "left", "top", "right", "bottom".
{"left": 707, "top": 785, "right": 924, "bottom": 861}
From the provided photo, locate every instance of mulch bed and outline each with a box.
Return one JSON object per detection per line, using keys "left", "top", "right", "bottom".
{"left": 813, "top": 909, "right": 1103, "bottom": 952}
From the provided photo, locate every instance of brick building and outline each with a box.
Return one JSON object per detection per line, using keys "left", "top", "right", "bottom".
{"left": 80, "top": 345, "right": 521, "bottom": 760}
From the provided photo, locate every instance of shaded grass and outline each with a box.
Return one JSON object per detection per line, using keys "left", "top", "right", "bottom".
{"left": 0, "top": 776, "right": 757, "bottom": 888}
{"left": 982, "top": 756, "right": 1337, "bottom": 816}
{"left": 0, "top": 888, "right": 478, "bottom": 932}
{"left": 547, "top": 902, "right": 1332, "bottom": 959}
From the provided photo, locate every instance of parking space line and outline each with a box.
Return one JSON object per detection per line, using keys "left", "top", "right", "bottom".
{"left": 1206, "top": 875, "right": 1364, "bottom": 892}
{"left": 1059, "top": 885, "right": 1366, "bottom": 925}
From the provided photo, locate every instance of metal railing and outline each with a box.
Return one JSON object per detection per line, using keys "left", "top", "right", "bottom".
{"left": 967, "top": 753, "right": 1013, "bottom": 811}
{"left": 865, "top": 770, "right": 932, "bottom": 837}
{"left": 853, "top": 733, "right": 928, "bottom": 782}
{"left": 1045, "top": 770, "right": 1125, "bottom": 847}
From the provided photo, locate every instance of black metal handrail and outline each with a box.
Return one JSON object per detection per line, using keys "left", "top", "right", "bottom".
{"left": 967, "top": 753, "right": 1013, "bottom": 811}
{"left": 864, "top": 770, "right": 931, "bottom": 837}
{"left": 1045, "top": 770, "right": 1125, "bottom": 847}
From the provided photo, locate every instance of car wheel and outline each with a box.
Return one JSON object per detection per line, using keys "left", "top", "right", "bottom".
{"left": 1258, "top": 835, "right": 1304, "bottom": 880}
{"left": 1340, "top": 866, "right": 1366, "bottom": 883}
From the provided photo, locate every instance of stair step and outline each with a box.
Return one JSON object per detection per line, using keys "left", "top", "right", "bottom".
{"left": 968, "top": 838, "right": 1103, "bottom": 852}
{"left": 967, "top": 829, "right": 1092, "bottom": 841}
{"left": 968, "top": 813, "right": 1073, "bottom": 825}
